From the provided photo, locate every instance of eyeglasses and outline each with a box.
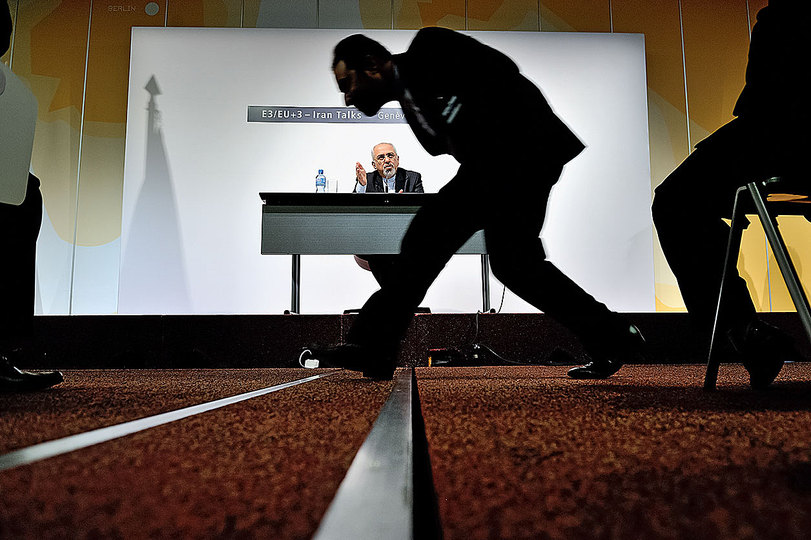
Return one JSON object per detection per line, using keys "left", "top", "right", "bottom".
{"left": 374, "top": 152, "right": 398, "bottom": 162}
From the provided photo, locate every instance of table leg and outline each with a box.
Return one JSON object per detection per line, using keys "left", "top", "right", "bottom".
{"left": 481, "top": 254, "right": 491, "bottom": 313}
{"left": 291, "top": 254, "right": 301, "bottom": 314}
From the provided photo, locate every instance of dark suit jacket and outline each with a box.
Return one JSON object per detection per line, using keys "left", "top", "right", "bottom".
{"left": 392, "top": 27, "right": 585, "bottom": 172}
{"left": 733, "top": 1, "right": 811, "bottom": 125}
{"left": 696, "top": 0, "right": 810, "bottom": 170}
{"left": 361, "top": 168, "right": 424, "bottom": 193}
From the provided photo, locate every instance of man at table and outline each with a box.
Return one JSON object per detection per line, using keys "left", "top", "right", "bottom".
{"left": 354, "top": 142, "right": 423, "bottom": 194}
{"left": 308, "top": 28, "right": 644, "bottom": 380}
{"left": 354, "top": 142, "right": 423, "bottom": 288}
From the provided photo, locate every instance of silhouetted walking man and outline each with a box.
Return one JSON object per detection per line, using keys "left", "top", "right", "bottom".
{"left": 653, "top": 0, "right": 808, "bottom": 389}
{"left": 309, "top": 28, "right": 643, "bottom": 379}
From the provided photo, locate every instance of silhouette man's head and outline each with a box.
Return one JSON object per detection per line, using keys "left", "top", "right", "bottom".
{"left": 1, "top": 1, "right": 11, "bottom": 57}
{"left": 332, "top": 34, "right": 394, "bottom": 116}
{"left": 332, "top": 34, "right": 391, "bottom": 72}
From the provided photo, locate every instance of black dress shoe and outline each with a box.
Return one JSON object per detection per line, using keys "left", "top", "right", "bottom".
{"left": 727, "top": 317, "right": 796, "bottom": 389}
{"left": 566, "top": 357, "right": 623, "bottom": 379}
{"left": 1, "top": 352, "right": 64, "bottom": 392}
{"left": 567, "top": 323, "right": 645, "bottom": 380}
{"left": 304, "top": 343, "right": 396, "bottom": 380}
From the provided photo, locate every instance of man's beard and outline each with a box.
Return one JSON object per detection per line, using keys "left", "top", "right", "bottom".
{"left": 382, "top": 166, "right": 396, "bottom": 179}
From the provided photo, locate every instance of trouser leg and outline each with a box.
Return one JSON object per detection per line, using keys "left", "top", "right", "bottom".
{"left": 652, "top": 138, "right": 758, "bottom": 334}
{"left": 0, "top": 174, "right": 42, "bottom": 352}
{"left": 364, "top": 255, "right": 398, "bottom": 289}
{"left": 347, "top": 181, "right": 480, "bottom": 351}
{"left": 484, "top": 176, "right": 630, "bottom": 355}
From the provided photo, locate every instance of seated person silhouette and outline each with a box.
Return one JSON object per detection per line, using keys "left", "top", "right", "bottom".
{"left": 1, "top": 1, "right": 63, "bottom": 391}
{"left": 652, "top": 0, "right": 808, "bottom": 389}
{"left": 353, "top": 142, "right": 423, "bottom": 290}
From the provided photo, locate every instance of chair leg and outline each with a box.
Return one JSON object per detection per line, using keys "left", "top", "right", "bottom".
{"left": 749, "top": 181, "right": 811, "bottom": 346}
{"left": 705, "top": 186, "right": 748, "bottom": 390}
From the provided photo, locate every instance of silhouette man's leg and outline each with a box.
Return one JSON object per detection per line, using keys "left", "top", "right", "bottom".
{"left": 0, "top": 174, "right": 41, "bottom": 354}
{"left": 364, "top": 255, "right": 398, "bottom": 289}
{"left": 347, "top": 179, "right": 481, "bottom": 352}
{"left": 483, "top": 179, "right": 633, "bottom": 356}
{"left": 652, "top": 126, "right": 764, "bottom": 335}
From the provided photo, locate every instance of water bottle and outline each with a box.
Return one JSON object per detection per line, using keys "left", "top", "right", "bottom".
{"left": 315, "top": 169, "right": 326, "bottom": 193}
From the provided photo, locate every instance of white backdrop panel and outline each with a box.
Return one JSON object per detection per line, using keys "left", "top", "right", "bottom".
{"left": 120, "top": 28, "right": 654, "bottom": 314}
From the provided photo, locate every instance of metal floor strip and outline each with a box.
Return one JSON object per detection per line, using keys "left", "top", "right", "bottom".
{"left": 313, "top": 368, "right": 415, "bottom": 540}
{"left": 0, "top": 371, "right": 338, "bottom": 472}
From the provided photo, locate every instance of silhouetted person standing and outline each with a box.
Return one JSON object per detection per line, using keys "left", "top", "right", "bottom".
{"left": 652, "top": 0, "right": 807, "bottom": 389}
{"left": 1, "top": 1, "right": 63, "bottom": 391}
{"left": 309, "top": 28, "right": 643, "bottom": 379}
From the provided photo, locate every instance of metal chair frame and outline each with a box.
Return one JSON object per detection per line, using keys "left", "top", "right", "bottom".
{"left": 705, "top": 177, "right": 811, "bottom": 389}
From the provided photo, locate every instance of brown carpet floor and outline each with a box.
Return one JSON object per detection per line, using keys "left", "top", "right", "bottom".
{"left": 417, "top": 364, "right": 811, "bottom": 540}
{"left": 0, "top": 369, "right": 321, "bottom": 453}
{"left": 0, "top": 369, "right": 392, "bottom": 539}
{"left": 1, "top": 364, "right": 810, "bottom": 538}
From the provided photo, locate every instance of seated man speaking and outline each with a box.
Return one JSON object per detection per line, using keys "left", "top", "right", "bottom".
{"left": 354, "top": 142, "right": 423, "bottom": 194}
{"left": 354, "top": 142, "right": 423, "bottom": 288}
